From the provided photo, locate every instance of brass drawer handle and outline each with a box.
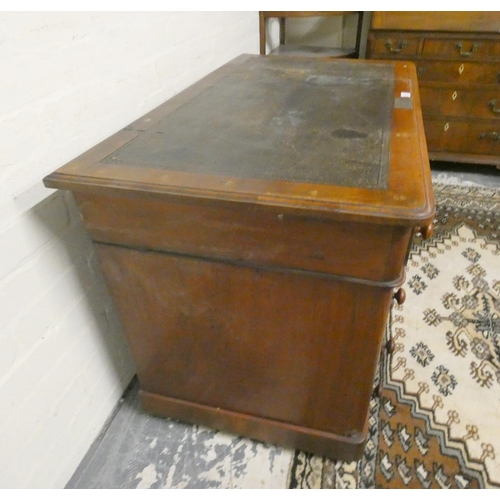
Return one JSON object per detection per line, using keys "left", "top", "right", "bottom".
{"left": 489, "top": 100, "right": 500, "bottom": 115}
{"left": 416, "top": 223, "right": 434, "bottom": 240}
{"left": 386, "top": 39, "right": 408, "bottom": 53}
{"left": 417, "top": 66, "right": 425, "bottom": 76}
{"left": 456, "top": 42, "right": 479, "bottom": 57}
{"left": 478, "top": 131, "right": 500, "bottom": 141}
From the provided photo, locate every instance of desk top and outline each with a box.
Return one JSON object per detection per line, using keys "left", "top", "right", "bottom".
{"left": 105, "top": 57, "right": 394, "bottom": 190}
{"left": 44, "top": 55, "right": 434, "bottom": 226}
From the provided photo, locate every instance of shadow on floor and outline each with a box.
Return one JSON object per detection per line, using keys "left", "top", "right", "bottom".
{"left": 430, "top": 161, "right": 500, "bottom": 188}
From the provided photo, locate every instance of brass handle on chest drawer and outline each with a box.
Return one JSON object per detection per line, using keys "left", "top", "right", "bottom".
{"left": 385, "top": 39, "right": 408, "bottom": 53}
{"left": 416, "top": 223, "right": 434, "bottom": 240}
{"left": 478, "top": 131, "right": 500, "bottom": 141}
{"left": 489, "top": 100, "right": 500, "bottom": 115}
{"left": 456, "top": 42, "right": 479, "bottom": 57}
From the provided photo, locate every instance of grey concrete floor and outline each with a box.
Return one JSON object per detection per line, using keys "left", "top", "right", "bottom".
{"left": 67, "top": 161, "right": 500, "bottom": 489}
{"left": 67, "top": 379, "right": 295, "bottom": 488}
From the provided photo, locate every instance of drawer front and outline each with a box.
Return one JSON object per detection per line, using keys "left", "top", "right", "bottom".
{"left": 368, "top": 33, "right": 420, "bottom": 58}
{"left": 424, "top": 119, "right": 469, "bottom": 152}
{"left": 422, "top": 38, "right": 500, "bottom": 60}
{"left": 425, "top": 119, "right": 500, "bottom": 155}
{"left": 417, "top": 61, "right": 500, "bottom": 84}
{"left": 74, "top": 192, "right": 412, "bottom": 283}
{"left": 419, "top": 86, "right": 468, "bottom": 117}
{"left": 467, "top": 94, "right": 500, "bottom": 120}
{"left": 420, "top": 86, "right": 500, "bottom": 119}
{"left": 471, "top": 123, "right": 500, "bottom": 156}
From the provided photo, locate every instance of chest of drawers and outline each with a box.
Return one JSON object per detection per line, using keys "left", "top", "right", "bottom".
{"left": 367, "top": 12, "right": 500, "bottom": 167}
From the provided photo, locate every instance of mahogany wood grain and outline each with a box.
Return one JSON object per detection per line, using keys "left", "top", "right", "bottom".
{"left": 424, "top": 118, "right": 500, "bottom": 156}
{"left": 43, "top": 58, "right": 434, "bottom": 227}
{"left": 420, "top": 86, "right": 500, "bottom": 120}
{"left": 140, "top": 390, "right": 367, "bottom": 462}
{"left": 416, "top": 61, "right": 500, "bottom": 85}
{"left": 96, "top": 244, "right": 394, "bottom": 441}
{"left": 43, "top": 55, "right": 435, "bottom": 460}
{"left": 424, "top": 119, "right": 469, "bottom": 153}
{"left": 419, "top": 85, "right": 468, "bottom": 118}
{"left": 74, "top": 191, "right": 411, "bottom": 284}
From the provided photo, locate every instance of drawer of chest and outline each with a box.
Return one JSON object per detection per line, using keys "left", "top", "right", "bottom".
{"left": 425, "top": 118, "right": 500, "bottom": 156}
{"left": 420, "top": 86, "right": 500, "bottom": 119}
{"left": 416, "top": 61, "right": 500, "bottom": 84}
{"left": 368, "top": 32, "right": 420, "bottom": 58}
{"left": 422, "top": 38, "right": 500, "bottom": 60}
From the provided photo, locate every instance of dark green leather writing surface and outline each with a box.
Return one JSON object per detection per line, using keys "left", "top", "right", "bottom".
{"left": 105, "top": 57, "right": 395, "bottom": 189}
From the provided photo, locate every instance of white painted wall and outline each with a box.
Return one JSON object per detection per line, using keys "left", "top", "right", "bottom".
{"left": 0, "top": 11, "right": 258, "bottom": 488}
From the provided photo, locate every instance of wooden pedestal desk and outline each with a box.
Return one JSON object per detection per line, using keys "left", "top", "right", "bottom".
{"left": 44, "top": 55, "right": 435, "bottom": 461}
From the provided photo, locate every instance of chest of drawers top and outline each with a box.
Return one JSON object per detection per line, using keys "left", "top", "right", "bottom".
{"left": 370, "top": 11, "right": 500, "bottom": 33}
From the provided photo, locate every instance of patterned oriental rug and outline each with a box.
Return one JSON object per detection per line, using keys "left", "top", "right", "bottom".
{"left": 289, "top": 183, "right": 500, "bottom": 489}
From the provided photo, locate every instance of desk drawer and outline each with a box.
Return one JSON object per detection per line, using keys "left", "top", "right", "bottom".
{"left": 74, "top": 192, "right": 412, "bottom": 283}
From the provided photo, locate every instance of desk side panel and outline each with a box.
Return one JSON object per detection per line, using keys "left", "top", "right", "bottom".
{"left": 95, "top": 244, "right": 394, "bottom": 441}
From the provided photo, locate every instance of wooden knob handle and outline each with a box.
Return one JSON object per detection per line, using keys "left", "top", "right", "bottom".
{"left": 386, "top": 337, "right": 395, "bottom": 354}
{"left": 373, "top": 383, "right": 382, "bottom": 399}
{"left": 417, "top": 223, "right": 434, "bottom": 240}
{"left": 394, "top": 288, "right": 406, "bottom": 305}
